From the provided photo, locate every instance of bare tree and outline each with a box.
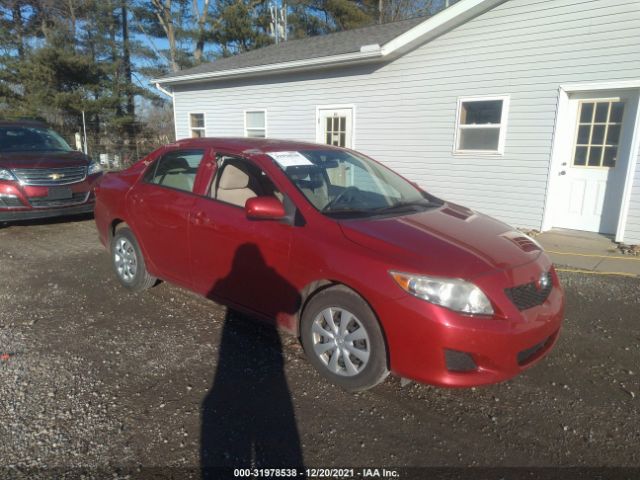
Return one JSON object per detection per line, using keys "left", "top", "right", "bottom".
{"left": 192, "top": 0, "right": 212, "bottom": 62}
{"left": 149, "top": 0, "right": 179, "bottom": 72}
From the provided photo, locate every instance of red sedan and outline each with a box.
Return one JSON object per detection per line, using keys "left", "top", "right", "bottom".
{"left": 94, "top": 138, "right": 564, "bottom": 391}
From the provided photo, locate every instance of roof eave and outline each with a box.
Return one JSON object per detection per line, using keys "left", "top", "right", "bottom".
{"left": 152, "top": 48, "right": 383, "bottom": 86}
{"left": 380, "top": 0, "right": 507, "bottom": 57}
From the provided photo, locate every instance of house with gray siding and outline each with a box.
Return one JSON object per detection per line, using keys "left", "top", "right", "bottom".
{"left": 154, "top": 0, "right": 640, "bottom": 244}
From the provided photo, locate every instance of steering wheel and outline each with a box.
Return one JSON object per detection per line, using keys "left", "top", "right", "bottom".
{"left": 322, "top": 186, "right": 361, "bottom": 212}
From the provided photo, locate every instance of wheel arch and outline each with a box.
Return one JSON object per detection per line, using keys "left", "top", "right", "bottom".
{"left": 109, "top": 218, "right": 129, "bottom": 241}
{"left": 297, "top": 279, "right": 390, "bottom": 367}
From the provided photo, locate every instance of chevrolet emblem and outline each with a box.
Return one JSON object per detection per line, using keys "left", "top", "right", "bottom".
{"left": 49, "top": 173, "right": 64, "bottom": 180}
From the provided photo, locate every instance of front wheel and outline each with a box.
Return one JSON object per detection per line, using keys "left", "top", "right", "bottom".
{"left": 300, "top": 285, "right": 389, "bottom": 391}
{"left": 110, "top": 227, "right": 156, "bottom": 292}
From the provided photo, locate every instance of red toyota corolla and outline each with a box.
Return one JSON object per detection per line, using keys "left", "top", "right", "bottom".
{"left": 94, "top": 138, "right": 564, "bottom": 391}
{"left": 0, "top": 120, "right": 102, "bottom": 222}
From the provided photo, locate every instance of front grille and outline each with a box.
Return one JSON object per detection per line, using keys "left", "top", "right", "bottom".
{"left": 29, "top": 192, "right": 90, "bottom": 208}
{"left": 505, "top": 272, "right": 552, "bottom": 311}
{"left": 0, "top": 195, "right": 24, "bottom": 208}
{"left": 517, "top": 337, "right": 550, "bottom": 365}
{"left": 12, "top": 166, "right": 87, "bottom": 186}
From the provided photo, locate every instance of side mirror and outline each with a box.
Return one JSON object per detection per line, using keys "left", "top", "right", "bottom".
{"left": 245, "top": 196, "right": 286, "bottom": 220}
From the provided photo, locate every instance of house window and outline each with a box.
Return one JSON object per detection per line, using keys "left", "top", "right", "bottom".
{"left": 190, "top": 113, "right": 205, "bottom": 138}
{"left": 245, "top": 110, "right": 267, "bottom": 138}
{"left": 573, "top": 100, "right": 625, "bottom": 168}
{"left": 454, "top": 96, "right": 509, "bottom": 154}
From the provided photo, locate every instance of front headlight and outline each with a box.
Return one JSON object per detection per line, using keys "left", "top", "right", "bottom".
{"left": 0, "top": 168, "right": 16, "bottom": 181}
{"left": 390, "top": 271, "right": 494, "bottom": 315}
{"left": 87, "top": 162, "right": 102, "bottom": 175}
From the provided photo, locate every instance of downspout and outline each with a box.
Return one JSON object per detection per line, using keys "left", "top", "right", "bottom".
{"left": 155, "top": 82, "right": 174, "bottom": 98}
{"left": 154, "top": 82, "right": 178, "bottom": 142}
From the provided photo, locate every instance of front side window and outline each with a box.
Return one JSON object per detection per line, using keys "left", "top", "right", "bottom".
{"left": 245, "top": 110, "right": 267, "bottom": 138}
{"left": 0, "top": 126, "right": 73, "bottom": 153}
{"left": 190, "top": 113, "right": 205, "bottom": 138}
{"left": 144, "top": 149, "right": 204, "bottom": 193}
{"left": 271, "top": 149, "right": 441, "bottom": 218}
{"left": 210, "top": 154, "right": 281, "bottom": 208}
{"left": 454, "top": 97, "right": 509, "bottom": 154}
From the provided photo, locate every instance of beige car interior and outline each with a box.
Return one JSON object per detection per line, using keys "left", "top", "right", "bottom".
{"left": 155, "top": 156, "right": 197, "bottom": 192}
{"left": 213, "top": 157, "right": 282, "bottom": 207}
{"left": 289, "top": 169, "right": 329, "bottom": 210}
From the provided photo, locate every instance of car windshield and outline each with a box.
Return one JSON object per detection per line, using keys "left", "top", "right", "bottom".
{"left": 0, "top": 126, "right": 73, "bottom": 153}
{"left": 274, "top": 149, "right": 442, "bottom": 218}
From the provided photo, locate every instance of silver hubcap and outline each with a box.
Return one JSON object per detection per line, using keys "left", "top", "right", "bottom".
{"left": 311, "top": 307, "right": 370, "bottom": 377}
{"left": 114, "top": 238, "right": 137, "bottom": 283}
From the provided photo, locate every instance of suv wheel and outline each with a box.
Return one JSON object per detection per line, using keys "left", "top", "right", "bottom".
{"left": 301, "top": 285, "right": 389, "bottom": 391}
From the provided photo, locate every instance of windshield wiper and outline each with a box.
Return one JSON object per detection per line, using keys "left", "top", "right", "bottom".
{"left": 322, "top": 208, "right": 376, "bottom": 218}
{"left": 373, "top": 200, "right": 437, "bottom": 213}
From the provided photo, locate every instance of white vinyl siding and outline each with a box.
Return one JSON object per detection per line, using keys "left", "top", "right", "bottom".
{"left": 172, "top": 0, "right": 640, "bottom": 241}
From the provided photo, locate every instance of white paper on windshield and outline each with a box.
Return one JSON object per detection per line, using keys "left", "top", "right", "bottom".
{"left": 267, "top": 151, "right": 313, "bottom": 168}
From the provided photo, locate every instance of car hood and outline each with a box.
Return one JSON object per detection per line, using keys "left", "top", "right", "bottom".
{"left": 0, "top": 150, "right": 89, "bottom": 169}
{"left": 339, "top": 202, "right": 542, "bottom": 280}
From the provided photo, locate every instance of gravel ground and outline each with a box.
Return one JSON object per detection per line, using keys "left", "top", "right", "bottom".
{"left": 0, "top": 217, "right": 639, "bottom": 479}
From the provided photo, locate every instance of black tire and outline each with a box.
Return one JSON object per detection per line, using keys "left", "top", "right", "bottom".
{"left": 110, "top": 227, "right": 157, "bottom": 292}
{"left": 300, "top": 285, "right": 389, "bottom": 392}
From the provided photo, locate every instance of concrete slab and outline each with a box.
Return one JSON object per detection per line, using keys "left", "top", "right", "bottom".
{"left": 535, "top": 228, "right": 640, "bottom": 278}
{"left": 595, "top": 258, "right": 640, "bottom": 276}
{"left": 536, "top": 228, "right": 618, "bottom": 255}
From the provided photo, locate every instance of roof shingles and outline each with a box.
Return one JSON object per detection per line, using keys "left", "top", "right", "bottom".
{"left": 159, "top": 17, "right": 425, "bottom": 81}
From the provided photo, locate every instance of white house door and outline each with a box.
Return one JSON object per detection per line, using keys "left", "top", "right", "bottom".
{"left": 553, "top": 92, "right": 638, "bottom": 234}
{"left": 317, "top": 108, "right": 353, "bottom": 148}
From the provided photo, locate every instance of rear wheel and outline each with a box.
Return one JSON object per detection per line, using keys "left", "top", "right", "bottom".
{"left": 301, "top": 285, "right": 389, "bottom": 391}
{"left": 110, "top": 227, "right": 156, "bottom": 292}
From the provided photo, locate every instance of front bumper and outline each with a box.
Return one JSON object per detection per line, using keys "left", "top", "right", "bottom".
{"left": 378, "top": 256, "right": 565, "bottom": 387}
{"left": 0, "top": 173, "right": 101, "bottom": 222}
{"left": 0, "top": 201, "right": 95, "bottom": 222}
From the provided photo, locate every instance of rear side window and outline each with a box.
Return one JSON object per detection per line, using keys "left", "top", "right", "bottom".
{"left": 144, "top": 149, "right": 204, "bottom": 193}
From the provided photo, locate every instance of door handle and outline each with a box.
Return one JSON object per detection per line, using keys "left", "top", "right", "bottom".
{"left": 559, "top": 171, "right": 566, "bottom": 176}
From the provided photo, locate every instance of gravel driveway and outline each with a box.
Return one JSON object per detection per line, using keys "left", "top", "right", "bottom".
{"left": 0, "top": 217, "right": 638, "bottom": 478}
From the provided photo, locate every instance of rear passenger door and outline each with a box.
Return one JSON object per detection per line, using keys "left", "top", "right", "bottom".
{"left": 189, "top": 153, "right": 296, "bottom": 323}
{"left": 128, "top": 148, "right": 207, "bottom": 287}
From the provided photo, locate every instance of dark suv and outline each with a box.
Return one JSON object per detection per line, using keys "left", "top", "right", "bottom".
{"left": 0, "top": 120, "right": 102, "bottom": 222}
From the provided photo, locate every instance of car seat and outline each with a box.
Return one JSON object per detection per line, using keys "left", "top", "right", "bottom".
{"left": 214, "top": 160, "right": 262, "bottom": 207}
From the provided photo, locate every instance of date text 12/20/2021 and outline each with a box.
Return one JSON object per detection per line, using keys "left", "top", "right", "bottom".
{"left": 233, "top": 468, "right": 400, "bottom": 478}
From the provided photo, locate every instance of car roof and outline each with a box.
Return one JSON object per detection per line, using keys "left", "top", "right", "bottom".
{"left": 0, "top": 119, "right": 49, "bottom": 128}
{"left": 170, "top": 137, "right": 346, "bottom": 156}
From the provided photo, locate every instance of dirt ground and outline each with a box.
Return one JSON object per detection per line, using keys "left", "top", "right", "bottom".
{"left": 0, "top": 217, "right": 639, "bottom": 479}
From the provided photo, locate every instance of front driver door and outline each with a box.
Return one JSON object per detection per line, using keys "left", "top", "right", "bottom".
{"left": 189, "top": 153, "right": 297, "bottom": 323}
{"left": 127, "top": 148, "right": 207, "bottom": 287}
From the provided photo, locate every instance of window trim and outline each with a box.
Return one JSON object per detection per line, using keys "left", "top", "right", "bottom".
{"left": 244, "top": 109, "right": 267, "bottom": 138}
{"left": 453, "top": 95, "right": 510, "bottom": 155}
{"left": 189, "top": 112, "right": 206, "bottom": 138}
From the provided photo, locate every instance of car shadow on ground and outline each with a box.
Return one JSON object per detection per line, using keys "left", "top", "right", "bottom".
{"left": 201, "top": 243, "right": 305, "bottom": 477}
{"left": 0, "top": 213, "right": 94, "bottom": 229}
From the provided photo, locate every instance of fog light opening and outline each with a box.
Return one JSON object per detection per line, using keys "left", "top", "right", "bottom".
{"left": 445, "top": 349, "right": 478, "bottom": 372}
